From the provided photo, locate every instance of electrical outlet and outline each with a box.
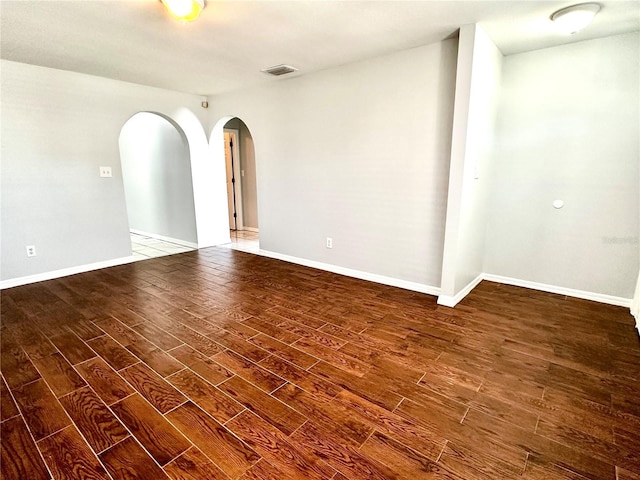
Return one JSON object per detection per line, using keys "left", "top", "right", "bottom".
{"left": 326, "top": 237, "right": 333, "bottom": 249}
{"left": 26, "top": 245, "right": 36, "bottom": 257}
{"left": 99, "top": 166, "right": 112, "bottom": 178}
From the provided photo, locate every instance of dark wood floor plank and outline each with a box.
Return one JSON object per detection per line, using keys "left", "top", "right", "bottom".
{"left": 75, "top": 357, "right": 134, "bottom": 405}
{"left": 294, "top": 337, "right": 369, "bottom": 377}
{"left": 218, "top": 376, "right": 306, "bottom": 436}
{"left": 37, "top": 425, "right": 110, "bottom": 479}
{"left": 49, "top": 331, "right": 96, "bottom": 365}
{"left": 616, "top": 467, "right": 640, "bottom": 480}
{"left": 65, "top": 320, "right": 105, "bottom": 342}
{"left": 166, "top": 369, "right": 245, "bottom": 423}
{"left": 163, "top": 447, "right": 230, "bottom": 480}
{"left": 536, "top": 417, "right": 640, "bottom": 475}
{"left": 226, "top": 410, "right": 335, "bottom": 480}
{"left": 290, "top": 420, "right": 394, "bottom": 480}
{"left": 132, "top": 348, "right": 184, "bottom": 377}
{"left": 462, "top": 408, "right": 616, "bottom": 480}
{"left": 100, "top": 436, "right": 171, "bottom": 480}
{"left": 437, "top": 440, "right": 524, "bottom": 480}
{"left": 1, "top": 345, "right": 41, "bottom": 389}
{"left": 167, "top": 401, "right": 260, "bottom": 478}
{"left": 132, "top": 321, "right": 183, "bottom": 351}
{"left": 111, "top": 394, "right": 190, "bottom": 466}
{"left": 94, "top": 317, "right": 157, "bottom": 355}
{"left": 242, "top": 316, "right": 301, "bottom": 344}
{"left": 166, "top": 323, "right": 222, "bottom": 356}
{"left": 0, "top": 374, "right": 20, "bottom": 421}
{"left": 212, "top": 350, "right": 285, "bottom": 393}
{"left": 86, "top": 335, "right": 138, "bottom": 371}
{"left": 59, "top": 386, "right": 129, "bottom": 453}
{"left": 273, "top": 383, "right": 373, "bottom": 447}
{"left": 334, "top": 389, "right": 447, "bottom": 461}
{"left": 1, "top": 251, "right": 639, "bottom": 480}
{"left": 119, "top": 363, "right": 186, "bottom": 413}
{"left": 248, "top": 333, "right": 318, "bottom": 370}
{"left": 11, "top": 378, "right": 71, "bottom": 441}
{"left": 1, "top": 416, "right": 51, "bottom": 480}
{"left": 238, "top": 458, "right": 290, "bottom": 480}
{"left": 259, "top": 355, "right": 340, "bottom": 400}
{"left": 265, "top": 306, "right": 326, "bottom": 330}
{"left": 32, "top": 352, "right": 86, "bottom": 397}
{"left": 208, "top": 330, "right": 270, "bottom": 363}
{"left": 360, "top": 429, "right": 464, "bottom": 479}
{"left": 310, "top": 360, "right": 403, "bottom": 411}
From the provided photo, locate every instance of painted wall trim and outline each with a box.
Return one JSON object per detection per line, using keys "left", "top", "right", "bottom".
{"left": 0, "top": 256, "right": 136, "bottom": 290}
{"left": 437, "top": 273, "right": 483, "bottom": 307}
{"left": 483, "top": 273, "right": 632, "bottom": 308}
{"left": 241, "top": 227, "right": 259, "bottom": 233}
{"left": 129, "top": 229, "right": 198, "bottom": 249}
{"left": 258, "top": 249, "right": 441, "bottom": 297}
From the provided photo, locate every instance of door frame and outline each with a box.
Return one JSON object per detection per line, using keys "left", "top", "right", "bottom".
{"left": 224, "top": 128, "right": 243, "bottom": 231}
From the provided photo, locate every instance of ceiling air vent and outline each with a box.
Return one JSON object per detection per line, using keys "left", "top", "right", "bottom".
{"left": 261, "top": 64, "right": 298, "bottom": 76}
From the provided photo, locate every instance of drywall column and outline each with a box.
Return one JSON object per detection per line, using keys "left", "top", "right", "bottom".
{"left": 438, "top": 24, "right": 503, "bottom": 307}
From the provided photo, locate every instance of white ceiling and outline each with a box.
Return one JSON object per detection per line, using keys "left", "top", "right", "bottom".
{"left": 1, "top": 0, "right": 638, "bottom": 96}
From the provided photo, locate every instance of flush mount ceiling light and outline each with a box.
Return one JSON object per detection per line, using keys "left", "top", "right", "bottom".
{"left": 161, "top": 0, "right": 204, "bottom": 22}
{"left": 550, "top": 3, "right": 601, "bottom": 34}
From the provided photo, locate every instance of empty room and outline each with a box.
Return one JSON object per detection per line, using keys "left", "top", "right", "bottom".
{"left": 1, "top": 1, "right": 639, "bottom": 479}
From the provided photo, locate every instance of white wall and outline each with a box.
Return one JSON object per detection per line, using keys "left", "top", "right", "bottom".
{"left": 208, "top": 39, "right": 458, "bottom": 288}
{"left": 439, "top": 25, "right": 503, "bottom": 305}
{"left": 120, "top": 112, "right": 198, "bottom": 245}
{"left": 485, "top": 32, "right": 639, "bottom": 299}
{"left": 0, "top": 60, "right": 208, "bottom": 284}
{"left": 221, "top": 118, "right": 259, "bottom": 230}
{"left": 238, "top": 122, "right": 258, "bottom": 230}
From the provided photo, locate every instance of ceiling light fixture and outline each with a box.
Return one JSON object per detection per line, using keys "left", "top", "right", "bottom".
{"left": 550, "top": 3, "right": 601, "bottom": 34}
{"left": 161, "top": 0, "right": 204, "bottom": 22}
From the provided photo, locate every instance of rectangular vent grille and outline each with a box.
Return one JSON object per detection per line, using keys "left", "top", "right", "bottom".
{"left": 262, "top": 64, "right": 298, "bottom": 76}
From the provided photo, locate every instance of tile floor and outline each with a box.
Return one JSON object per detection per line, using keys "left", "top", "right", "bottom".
{"left": 221, "top": 230, "right": 260, "bottom": 254}
{"left": 130, "top": 233, "right": 195, "bottom": 261}
{"left": 131, "top": 230, "right": 259, "bottom": 262}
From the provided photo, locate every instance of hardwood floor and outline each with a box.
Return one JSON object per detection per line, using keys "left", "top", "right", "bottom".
{"left": 1, "top": 247, "right": 639, "bottom": 480}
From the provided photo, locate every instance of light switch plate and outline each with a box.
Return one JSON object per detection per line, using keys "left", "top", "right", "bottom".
{"left": 100, "top": 166, "right": 112, "bottom": 178}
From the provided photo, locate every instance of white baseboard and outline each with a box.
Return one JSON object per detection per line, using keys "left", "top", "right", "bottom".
{"left": 483, "top": 273, "right": 632, "bottom": 308}
{"left": 241, "top": 227, "right": 259, "bottom": 233}
{"left": 0, "top": 256, "right": 136, "bottom": 290}
{"left": 437, "top": 273, "right": 483, "bottom": 307}
{"left": 258, "top": 249, "right": 441, "bottom": 297}
{"left": 130, "top": 229, "right": 198, "bottom": 249}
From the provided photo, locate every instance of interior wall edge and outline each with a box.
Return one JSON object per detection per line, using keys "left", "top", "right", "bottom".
{"left": 0, "top": 255, "right": 136, "bottom": 290}
{"left": 437, "top": 273, "right": 483, "bottom": 307}
{"left": 482, "top": 273, "right": 632, "bottom": 308}
{"left": 258, "top": 249, "right": 441, "bottom": 297}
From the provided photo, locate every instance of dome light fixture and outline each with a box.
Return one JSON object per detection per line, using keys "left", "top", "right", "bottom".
{"left": 550, "top": 3, "right": 601, "bottom": 34}
{"left": 161, "top": 0, "right": 205, "bottom": 22}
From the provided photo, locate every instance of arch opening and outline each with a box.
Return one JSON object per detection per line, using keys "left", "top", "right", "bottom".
{"left": 210, "top": 116, "right": 259, "bottom": 254}
{"left": 119, "top": 111, "right": 198, "bottom": 260}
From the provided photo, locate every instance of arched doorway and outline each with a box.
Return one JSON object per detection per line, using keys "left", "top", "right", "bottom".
{"left": 211, "top": 116, "right": 259, "bottom": 254}
{"left": 119, "top": 112, "right": 197, "bottom": 260}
